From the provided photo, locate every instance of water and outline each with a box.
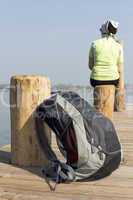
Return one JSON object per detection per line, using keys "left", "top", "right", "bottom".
{"left": 0, "top": 86, "right": 132, "bottom": 147}
{"left": 0, "top": 89, "right": 10, "bottom": 147}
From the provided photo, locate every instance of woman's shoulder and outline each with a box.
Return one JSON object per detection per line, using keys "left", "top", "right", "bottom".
{"left": 92, "top": 38, "right": 104, "bottom": 46}
{"left": 113, "top": 37, "right": 124, "bottom": 47}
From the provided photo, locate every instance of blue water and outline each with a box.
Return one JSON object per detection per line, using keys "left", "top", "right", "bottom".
{"left": 0, "top": 87, "right": 132, "bottom": 147}
{"left": 0, "top": 89, "right": 10, "bottom": 147}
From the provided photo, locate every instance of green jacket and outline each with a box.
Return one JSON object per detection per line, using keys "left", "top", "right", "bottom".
{"left": 89, "top": 36, "right": 124, "bottom": 80}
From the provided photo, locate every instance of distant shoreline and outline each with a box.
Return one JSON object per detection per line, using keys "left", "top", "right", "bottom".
{"left": 0, "top": 84, "right": 9, "bottom": 89}
{"left": 0, "top": 84, "right": 133, "bottom": 91}
{"left": 0, "top": 84, "right": 93, "bottom": 91}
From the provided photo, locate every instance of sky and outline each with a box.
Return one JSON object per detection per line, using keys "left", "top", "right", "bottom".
{"left": 0, "top": 0, "right": 132, "bottom": 85}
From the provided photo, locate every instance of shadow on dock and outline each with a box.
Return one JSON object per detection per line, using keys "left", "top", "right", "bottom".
{"left": 0, "top": 148, "right": 111, "bottom": 186}
{"left": 0, "top": 150, "right": 11, "bottom": 164}
{"left": 0, "top": 148, "right": 48, "bottom": 182}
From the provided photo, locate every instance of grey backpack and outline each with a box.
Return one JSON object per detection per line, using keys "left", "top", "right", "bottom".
{"left": 35, "top": 91, "right": 122, "bottom": 188}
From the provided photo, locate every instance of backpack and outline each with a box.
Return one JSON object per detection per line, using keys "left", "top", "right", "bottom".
{"left": 35, "top": 91, "right": 122, "bottom": 187}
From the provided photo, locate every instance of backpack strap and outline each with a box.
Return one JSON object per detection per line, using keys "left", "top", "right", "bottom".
{"left": 35, "top": 110, "right": 76, "bottom": 190}
{"left": 35, "top": 116, "right": 58, "bottom": 162}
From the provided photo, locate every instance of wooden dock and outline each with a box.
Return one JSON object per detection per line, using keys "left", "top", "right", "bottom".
{"left": 0, "top": 104, "right": 133, "bottom": 200}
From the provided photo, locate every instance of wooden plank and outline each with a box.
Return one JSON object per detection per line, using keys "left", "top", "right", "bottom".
{"left": 0, "top": 104, "right": 133, "bottom": 200}
{"left": 0, "top": 163, "right": 133, "bottom": 200}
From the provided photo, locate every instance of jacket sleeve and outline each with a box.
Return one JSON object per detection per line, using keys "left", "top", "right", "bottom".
{"left": 88, "top": 43, "right": 95, "bottom": 70}
{"left": 117, "top": 45, "right": 124, "bottom": 65}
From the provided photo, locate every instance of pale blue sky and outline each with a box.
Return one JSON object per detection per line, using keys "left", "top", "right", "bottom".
{"left": 0, "top": 0, "right": 132, "bottom": 85}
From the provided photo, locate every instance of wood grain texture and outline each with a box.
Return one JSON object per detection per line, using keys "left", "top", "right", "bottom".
{"left": 114, "top": 87, "right": 126, "bottom": 112}
{"left": 94, "top": 85, "right": 115, "bottom": 120}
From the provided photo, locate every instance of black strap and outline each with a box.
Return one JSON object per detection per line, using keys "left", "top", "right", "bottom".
{"left": 35, "top": 112, "right": 75, "bottom": 191}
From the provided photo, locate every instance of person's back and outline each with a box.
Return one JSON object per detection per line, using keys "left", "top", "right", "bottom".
{"left": 91, "top": 36, "right": 122, "bottom": 80}
{"left": 89, "top": 20, "right": 124, "bottom": 88}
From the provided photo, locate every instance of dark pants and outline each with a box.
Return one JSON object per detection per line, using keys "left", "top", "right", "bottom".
{"left": 90, "top": 78, "right": 119, "bottom": 88}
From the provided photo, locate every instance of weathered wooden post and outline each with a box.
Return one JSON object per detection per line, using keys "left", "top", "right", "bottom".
{"left": 10, "top": 75, "right": 51, "bottom": 167}
{"left": 94, "top": 85, "right": 115, "bottom": 120}
{"left": 114, "top": 87, "right": 126, "bottom": 111}
{"left": 114, "top": 41, "right": 126, "bottom": 112}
